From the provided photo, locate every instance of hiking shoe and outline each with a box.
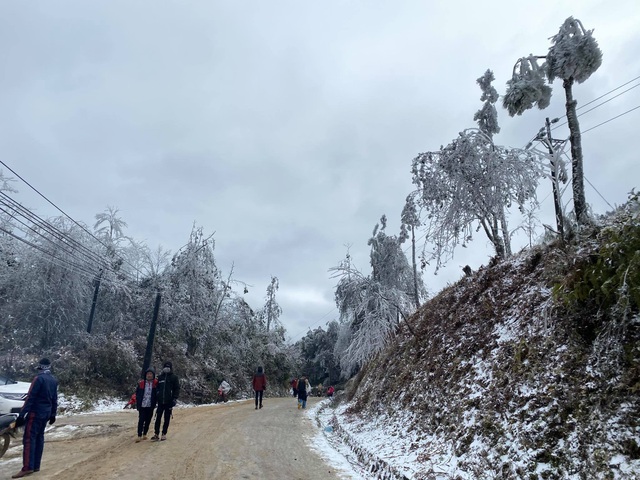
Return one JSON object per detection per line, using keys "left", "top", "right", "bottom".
{"left": 150, "top": 434, "right": 159, "bottom": 441}
{"left": 259, "top": 404, "right": 263, "bottom": 409}
{"left": 135, "top": 436, "right": 142, "bottom": 443}
{"left": 160, "top": 435, "right": 167, "bottom": 441}
{"left": 142, "top": 435, "right": 148, "bottom": 440}
{"left": 297, "top": 403, "right": 301, "bottom": 409}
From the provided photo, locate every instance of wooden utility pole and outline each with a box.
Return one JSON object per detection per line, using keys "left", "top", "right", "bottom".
{"left": 142, "top": 291, "right": 162, "bottom": 375}
{"left": 86, "top": 269, "right": 103, "bottom": 333}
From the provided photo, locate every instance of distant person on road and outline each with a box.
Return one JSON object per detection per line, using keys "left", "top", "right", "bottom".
{"left": 297, "top": 376, "right": 310, "bottom": 410}
{"left": 135, "top": 367, "right": 158, "bottom": 443}
{"left": 217, "top": 378, "right": 231, "bottom": 403}
{"left": 252, "top": 366, "right": 267, "bottom": 410}
{"left": 152, "top": 361, "right": 180, "bottom": 442}
{"left": 290, "top": 378, "right": 298, "bottom": 398}
{"left": 12, "top": 358, "right": 58, "bottom": 479}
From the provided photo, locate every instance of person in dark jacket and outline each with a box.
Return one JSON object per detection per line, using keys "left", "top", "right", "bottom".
{"left": 135, "top": 367, "right": 158, "bottom": 442}
{"left": 251, "top": 366, "right": 267, "bottom": 410}
{"left": 151, "top": 361, "right": 180, "bottom": 441}
{"left": 297, "top": 376, "right": 309, "bottom": 410}
{"left": 12, "top": 358, "right": 58, "bottom": 479}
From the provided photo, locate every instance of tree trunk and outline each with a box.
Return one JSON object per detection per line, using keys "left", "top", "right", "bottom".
{"left": 563, "top": 78, "right": 588, "bottom": 224}
{"left": 410, "top": 227, "right": 420, "bottom": 310}
{"left": 499, "top": 208, "right": 511, "bottom": 257}
{"left": 479, "top": 218, "right": 505, "bottom": 258}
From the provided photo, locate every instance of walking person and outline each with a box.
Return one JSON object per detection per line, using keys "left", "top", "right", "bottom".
{"left": 12, "top": 358, "right": 58, "bottom": 478}
{"left": 151, "top": 361, "right": 180, "bottom": 442}
{"left": 135, "top": 367, "right": 158, "bottom": 443}
{"left": 297, "top": 376, "right": 310, "bottom": 410}
{"left": 252, "top": 366, "right": 267, "bottom": 410}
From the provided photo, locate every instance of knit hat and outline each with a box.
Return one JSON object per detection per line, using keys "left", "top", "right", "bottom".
{"left": 163, "top": 361, "right": 172, "bottom": 370}
{"left": 37, "top": 358, "right": 51, "bottom": 370}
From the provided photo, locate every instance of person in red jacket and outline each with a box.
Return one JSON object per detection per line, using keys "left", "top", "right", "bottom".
{"left": 327, "top": 385, "right": 335, "bottom": 398}
{"left": 251, "top": 366, "right": 267, "bottom": 410}
{"left": 134, "top": 368, "right": 158, "bottom": 442}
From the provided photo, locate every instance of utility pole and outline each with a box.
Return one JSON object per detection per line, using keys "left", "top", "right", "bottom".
{"left": 86, "top": 268, "right": 104, "bottom": 333}
{"left": 142, "top": 291, "right": 162, "bottom": 376}
{"left": 544, "top": 117, "right": 567, "bottom": 240}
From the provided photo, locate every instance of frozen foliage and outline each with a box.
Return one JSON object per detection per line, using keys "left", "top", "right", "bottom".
{"left": 411, "top": 129, "right": 543, "bottom": 269}
{"left": 332, "top": 218, "right": 419, "bottom": 377}
{"left": 473, "top": 69, "right": 500, "bottom": 138}
{"left": 259, "top": 275, "right": 283, "bottom": 333}
{"left": 504, "top": 16, "right": 603, "bottom": 225}
{"left": 546, "top": 17, "right": 603, "bottom": 84}
{"left": 400, "top": 193, "right": 424, "bottom": 310}
{"left": 503, "top": 56, "right": 552, "bottom": 117}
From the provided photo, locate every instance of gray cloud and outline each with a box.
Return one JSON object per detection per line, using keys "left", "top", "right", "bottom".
{"left": 1, "top": 0, "right": 638, "bottom": 340}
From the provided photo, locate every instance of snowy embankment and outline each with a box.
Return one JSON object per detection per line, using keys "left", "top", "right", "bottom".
{"left": 309, "top": 217, "right": 640, "bottom": 479}
{"left": 307, "top": 399, "right": 425, "bottom": 480}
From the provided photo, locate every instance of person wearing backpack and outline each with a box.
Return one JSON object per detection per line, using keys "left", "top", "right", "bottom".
{"left": 297, "top": 376, "right": 310, "bottom": 409}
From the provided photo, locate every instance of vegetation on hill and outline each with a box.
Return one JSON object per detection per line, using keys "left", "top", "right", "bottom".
{"left": 339, "top": 194, "right": 639, "bottom": 478}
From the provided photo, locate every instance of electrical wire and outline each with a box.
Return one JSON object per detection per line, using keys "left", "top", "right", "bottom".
{"left": 581, "top": 105, "right": 640, "bottom": 135}
{"left": 0, "top": 159, "right": 146, "bottom": 278}
{"left": 0, "top": 192, "right": 109, "bottom": 268}
{"left": 0, "top": 225, "right": 119, "bottom": 284}
{"left": 551, "top": 82, "right": 640, "bottom": 131}
{"left": 523, "top": 74, "right": 640, "bottom": 148}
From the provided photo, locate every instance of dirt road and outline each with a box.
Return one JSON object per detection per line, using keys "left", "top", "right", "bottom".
{"left": 0, "top": 397, "right": 347, "bottom": 480}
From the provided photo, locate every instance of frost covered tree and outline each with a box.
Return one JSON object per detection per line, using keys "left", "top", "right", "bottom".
{"left": 166, "top": 226, "right": 222, "bottom": 356}
{"left": 331, "top": 217, "right": 419, "bottom": 377}
{"left": 400, "top": 193, "right": 423, "bottom": 309}
{"left": 504, "top": 16, "right": 603, "bottom": 224}
{"left": 412, "top": 71, "right": 543, "bottom": 270}
{"left": 474, "top": 69, "right": 501, "bottom": 138}
{"left": 297, "top": 321, "right": 341, "bottom": 385}
{"left": 259, "top": 276, "right": 282, "bottom": 332}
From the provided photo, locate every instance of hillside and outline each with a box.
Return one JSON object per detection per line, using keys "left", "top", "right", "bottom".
{"left": 329, "top": 196, "right": 640, "bottom": 479}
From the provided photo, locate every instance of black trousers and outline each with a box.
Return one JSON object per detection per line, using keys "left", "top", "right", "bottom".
{"left": 254, "top": 390, "right": 263, "bottom": 407}
{"left": 137, "top": 407, "right": 154, "bottom": 437}
{"left": 154, "top": 403, "right": 173, "bottom": 435}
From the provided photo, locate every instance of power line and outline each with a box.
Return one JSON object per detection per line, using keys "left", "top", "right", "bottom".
{"left": 0, "top": 191, "right": 108, "bottom": 268}
{"left": 523, "top": 74, "right": 640, "bottom": 148}
{"left": 577, "top": 74, "right": 640, "bottom": 111}
{"left": 0, "top": 159, "right": 145, "bottom": 278}
{"left": 551, "top": 82, "right": 640, "bottom": 131}
{"left": 0, "top": 225, "right": 116, "bottom": 284}
{"left": 581, "top": 105, "right": 640, "bottom": 135}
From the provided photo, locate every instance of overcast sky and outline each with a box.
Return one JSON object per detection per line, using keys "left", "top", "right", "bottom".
{"left": 1, "top": 0, "right": 638, "bottom": 342}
